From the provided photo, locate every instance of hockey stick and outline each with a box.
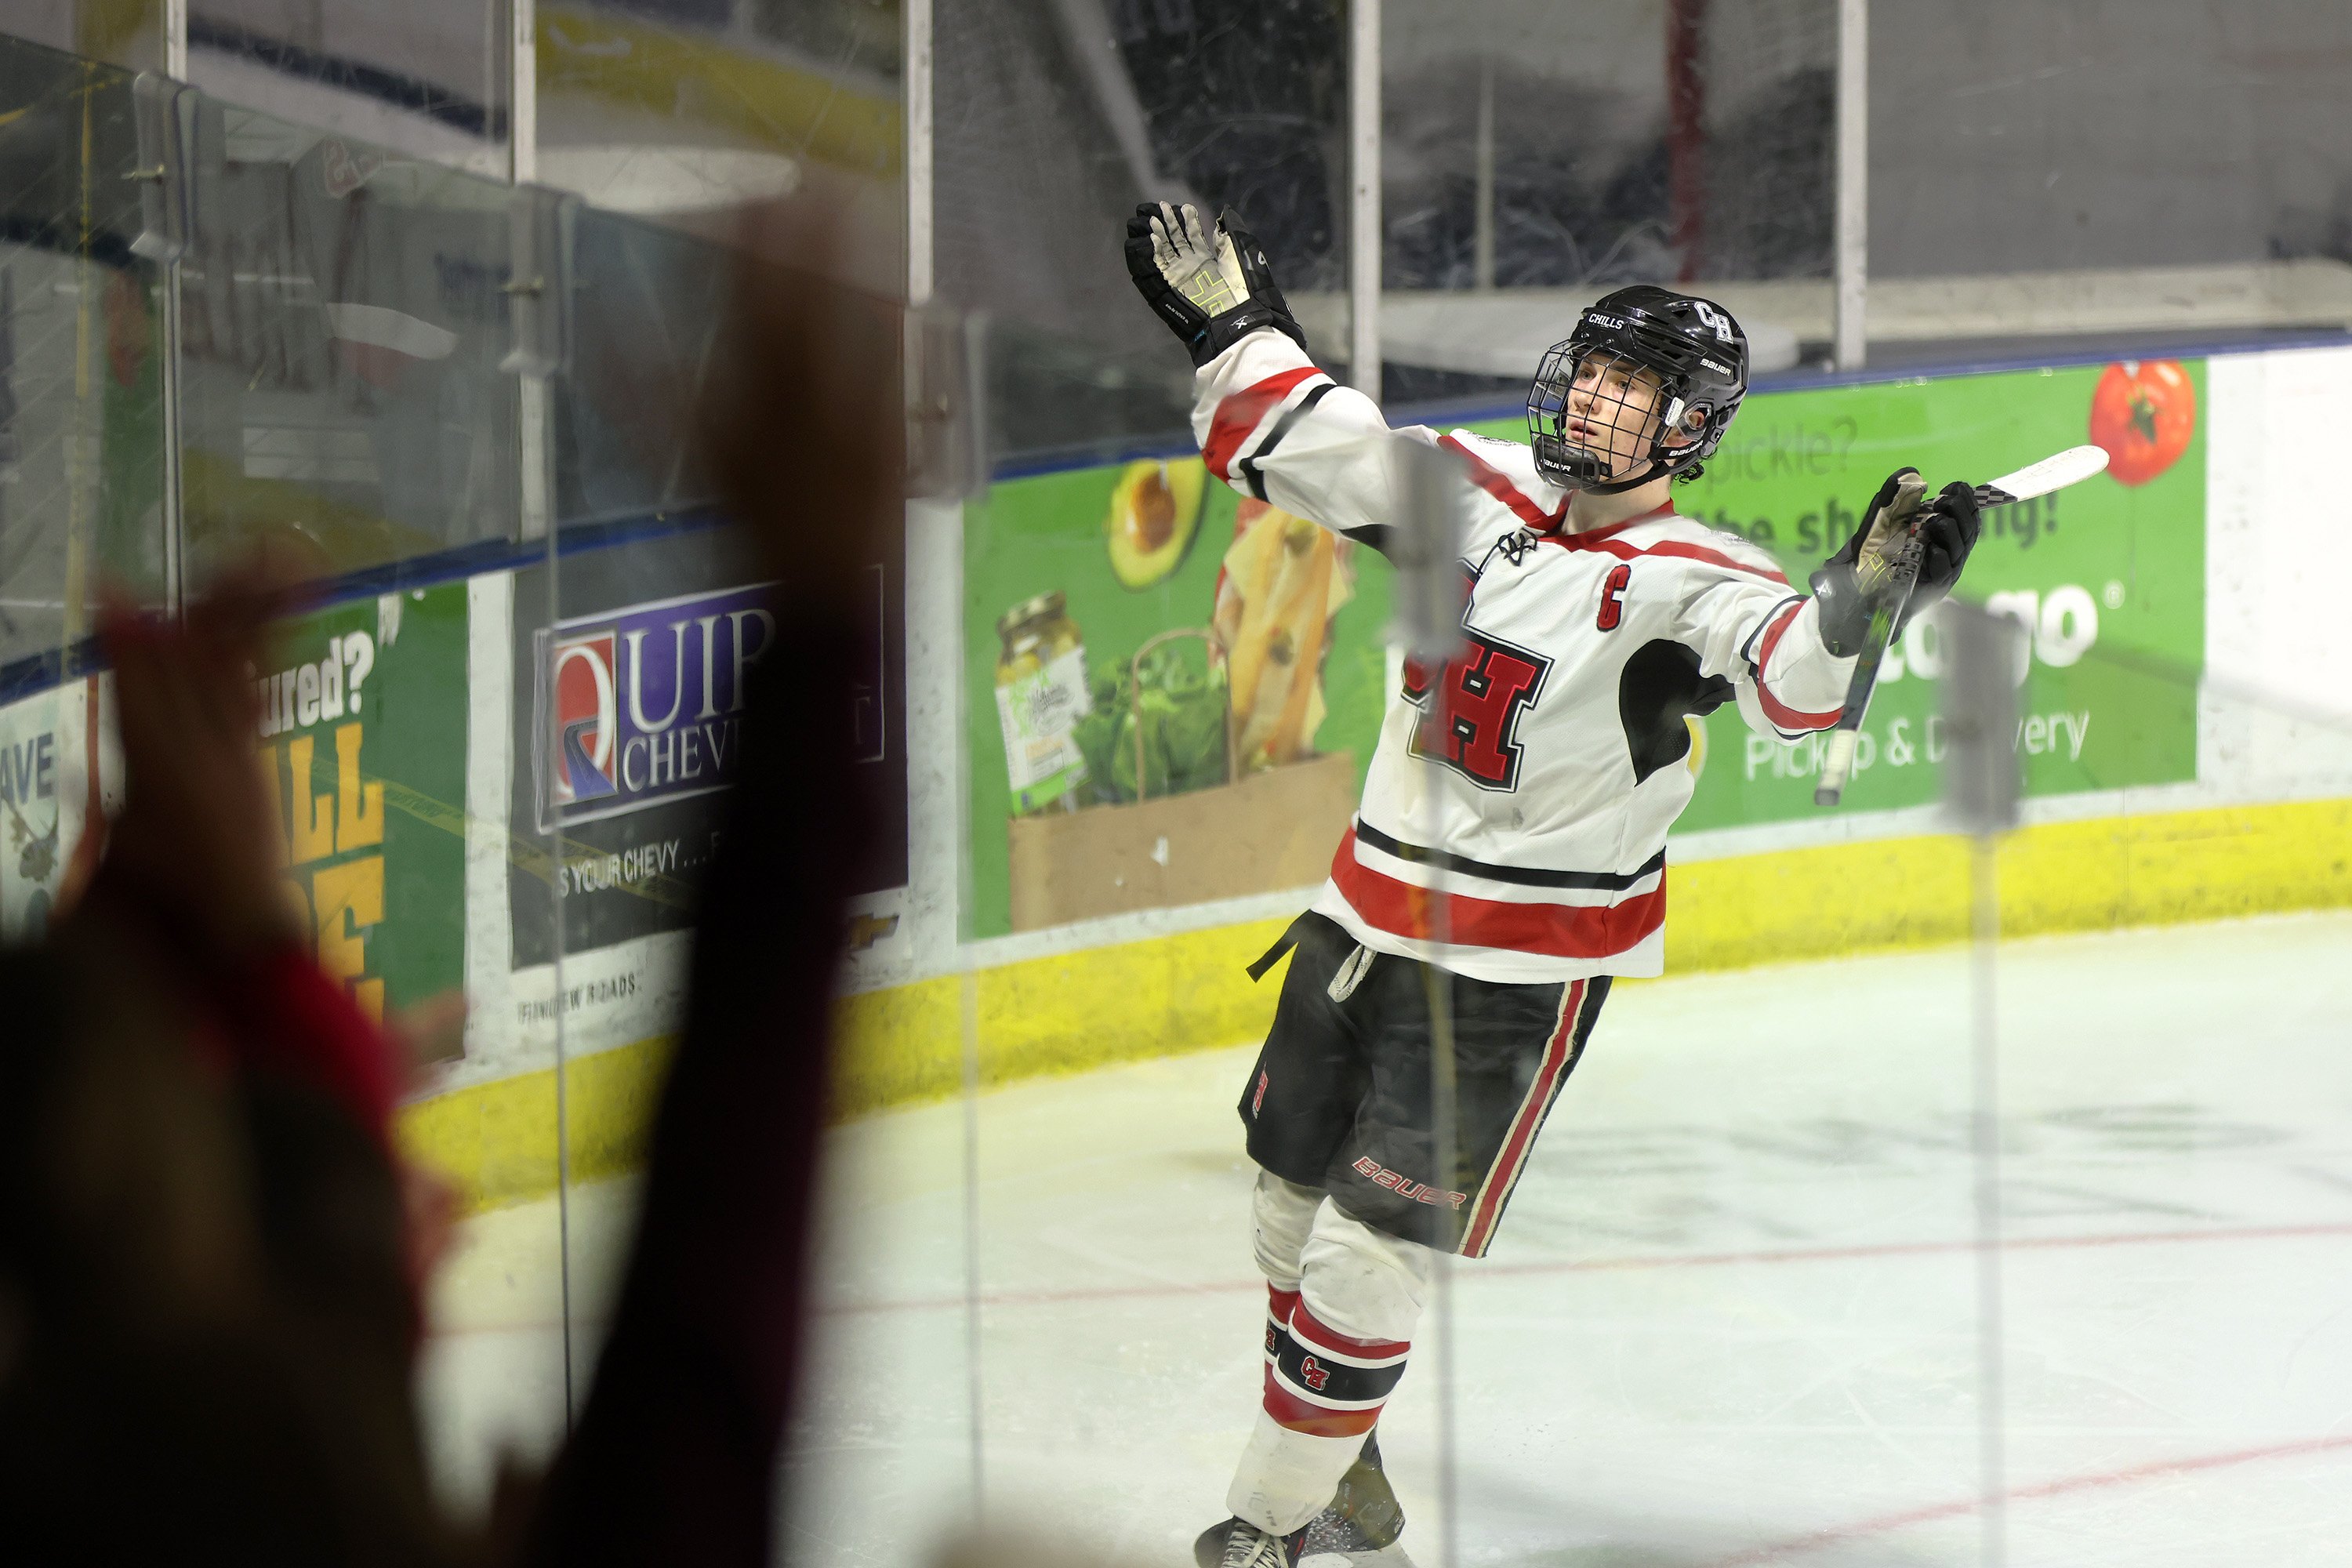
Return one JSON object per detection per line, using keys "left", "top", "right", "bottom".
{"left": 1812, "top": 445, "right": 2111, "bottom": 808}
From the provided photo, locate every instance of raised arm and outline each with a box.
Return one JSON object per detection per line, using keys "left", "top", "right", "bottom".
{"left": 1193, "top": 331, "right": 1428, "bottom": 548}
{"left": 1128, "top": 201, "right": 1435, "bottom": 549}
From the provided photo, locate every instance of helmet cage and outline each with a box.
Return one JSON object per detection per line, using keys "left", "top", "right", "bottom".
{"left": 1525, "top": 295, "right": 1746, "bottom": 495}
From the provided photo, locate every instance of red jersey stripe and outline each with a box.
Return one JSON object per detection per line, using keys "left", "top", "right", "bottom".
{"left": 1542, "top": 502, "right": 1675, "bottom": 543}
{"left": 1552, "top": 532, "right": 1792, "bottom": 586}
{"left": 1204, "top": 368, "right": 1324, "bottom": 481}
{"left": 1752, "top": 600, "right": 1843, "bottom": 731}
{"left": 1438, "top": 433, "right": 1570, "bottom": 530}
{"left": 1289, "top": 1301, "right": 1410, "bottom": 1362}
{"left": 1330, "top": 830, "right": 1666, "bottom": 960}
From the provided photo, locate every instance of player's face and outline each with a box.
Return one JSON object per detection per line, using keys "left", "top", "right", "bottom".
{"left": 1564, "top": 353, "right": 1675, "bottom": 479}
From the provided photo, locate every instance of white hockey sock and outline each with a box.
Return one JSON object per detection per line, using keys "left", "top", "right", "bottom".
{"left": 1251, "top": 1169, "right": 1323, "bottom": 1290}
{"left": 1227, "top": 1407, "right": 1375, "bottom": 1536}
{"left": 1229, "top": 1287, "right": 1415, "bottom": 1532}
{"left": 1231, "top": 1189, "right": 1432, "bottom": 1534}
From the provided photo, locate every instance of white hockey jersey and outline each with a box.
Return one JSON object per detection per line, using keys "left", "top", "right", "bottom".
{"left": 1194, "top": 331, "right": 1857, "bottom": 983}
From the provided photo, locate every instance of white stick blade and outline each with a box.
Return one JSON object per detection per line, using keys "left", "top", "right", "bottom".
{"left": 1982, "top": 445, "right": 2110, "bottom": 504}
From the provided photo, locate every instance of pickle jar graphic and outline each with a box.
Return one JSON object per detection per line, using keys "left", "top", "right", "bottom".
{"left": 995, "top": 592, "right": 1092, "bottom": 814}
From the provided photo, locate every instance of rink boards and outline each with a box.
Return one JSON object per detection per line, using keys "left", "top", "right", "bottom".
{"left": 3, "top": 345, "right": 2351, "bottom": 1215}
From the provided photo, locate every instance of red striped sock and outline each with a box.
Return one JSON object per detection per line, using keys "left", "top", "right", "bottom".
{"left": 1262, "top": 1298, "right": 1410, "bottom": 1438}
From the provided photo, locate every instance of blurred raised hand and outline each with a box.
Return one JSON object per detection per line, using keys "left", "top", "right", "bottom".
{"left": 96, "top": 575, "right": 298, "bottom": 959}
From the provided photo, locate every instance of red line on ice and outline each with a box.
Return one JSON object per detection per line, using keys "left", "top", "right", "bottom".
{"left": 811, "top": 1218, "right": 2352, "bottom": 1318}
{"left": 1704, "top": 1432, "right": 2352, "bottom": 1566}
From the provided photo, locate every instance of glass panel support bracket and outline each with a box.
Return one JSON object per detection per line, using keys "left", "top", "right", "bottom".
{"left": 1388, "top": 440, "right": 1470, "bottom": 666}
{"left": 1940, "top": 597, "right": 2024, "bottom": 1568}
{"left": 503, "top": 185, "right": 578, "bottom": 541}
{"left": 906, "top": 303, "right": 987, "bottom": 503}
{"left": 1940, "top": 601, "right": 2024, "bottom": 837}
{"left": 131, "top": 73, "right": 194, "bottom": 617}
{"left": 502, "top": 183, "right": 578, "bottom": 382}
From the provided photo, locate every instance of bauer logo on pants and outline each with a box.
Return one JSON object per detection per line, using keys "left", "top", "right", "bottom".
{"left": 534, "top": 585, "right": 776, "bottom": 831}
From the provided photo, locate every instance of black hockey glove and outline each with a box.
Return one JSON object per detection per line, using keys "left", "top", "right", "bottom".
{"left": 1809, "top": 474, "right": 1982, "bottom": 653}
{"left": 1809, "top": 467, "right": 1977, "bottom": 655}
{"left": 1124, "top": 201, "right": 1308, "bottom": 368}
{"left": 1905, "top": 480, "right": 1983, "bottom": 615}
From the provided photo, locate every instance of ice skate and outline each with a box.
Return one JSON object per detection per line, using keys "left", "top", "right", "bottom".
{"left": 1299, "top": 1435, "right": 1411, "bottom": 1566}
{"left": 1192, "top": 1516, "right": 1305, "bottom": 1568}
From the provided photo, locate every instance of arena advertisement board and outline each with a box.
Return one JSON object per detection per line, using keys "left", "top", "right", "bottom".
{"left": 1665, "top": 358, "right": 2205, "bottom": 828}
{"left": 508, "top": 573, "right": 740, "bottom": 971}
{"left": 0, "top": 688, "right": 66, "bottom": 939}
{"left": 0, "top": 678, "right": 109, "bottom": 943}
{"left": 532, "top": 583, "right": 777, "bottom": 833}
{"left": 260, "top": 586, "right": 469, "bottom": 1027}
{"left": 964, "top": 359, "right": 2207, "bottom": 938}
{"left": 964, "top": 461, "right": 1396, "bottom": 940}
{"left": 507, "top": 513, "right": 907, "bottom": 986}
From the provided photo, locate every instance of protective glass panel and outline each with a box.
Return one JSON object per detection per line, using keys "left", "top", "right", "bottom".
{"left": 1379, "top": 0, "right": 1835, "bottom": 404}
{"left": 182, "top": 0, "right": 511, "bottom": 180}
{"left": 535, "top": 202, "right": 756, "bottom": 1409}
{"left": 532, "top": 0, "right": 899, "bottom": 263}
{"left": 0, "top": 1, "right": 173, "bottom": 74}
{"left": 1872, "top": 12, "right": 2352, "bottom": 370}
{"left": 407, "top": 516, "right": 572, "bottom": 1519}
{"left": 0, "top": 37, "right": 163, "bottom": 947}
{"left": 175, "top": 96, "right": 520, "bottom": 585}
{"left": 539, "top": 207, "right": 946, "bottom": 1568}
{"left": 958, "top": 437, "right": 1383, "bottom": 1536}
{"left": 938, "top": 0, "right": 1352, "bottom": 467}
{"left": 1971, "top": 374, "right": 2352, "bottom": 1558}
{"left": 150, "top": 77, "right": 557, "bottom": 1528}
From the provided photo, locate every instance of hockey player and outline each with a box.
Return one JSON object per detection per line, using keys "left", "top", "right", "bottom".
{"left": 1124, "top": 204, "right": 1980, "bottom": 1567}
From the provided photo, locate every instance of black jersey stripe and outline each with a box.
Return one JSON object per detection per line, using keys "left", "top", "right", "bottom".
{"left": 1740, "top": 594, "right": 1804, "bottom": 668}
{"left": 1237, "top": 380, "right": 1334, "bottom": 502}
{"left": 1353, "top": 819, "right": 1666, "bottom": 892}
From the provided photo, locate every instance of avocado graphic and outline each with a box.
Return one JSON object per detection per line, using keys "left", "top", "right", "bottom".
{"left": 1105, "top": 458, "right": 1207, "bottom": 590}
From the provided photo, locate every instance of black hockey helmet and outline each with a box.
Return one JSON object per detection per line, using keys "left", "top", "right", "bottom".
{"left": 1525, "top": 285, "right": 1749, "bottom": 495}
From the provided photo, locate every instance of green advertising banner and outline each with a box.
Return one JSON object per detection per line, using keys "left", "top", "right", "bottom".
{"left": 965, "top": 463, "right": 1394, "bottom": 941}
{"left": 259, "top": 585, "right": 468, "bottom": 1027}
{"left": 964, "top": 359, "right": 2206, "bottom": 937}
{"left": 1660, "top": 358, "right": 2205, "bottom": 826}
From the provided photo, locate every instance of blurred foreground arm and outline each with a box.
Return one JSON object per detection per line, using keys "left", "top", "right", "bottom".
{"left": 0, "top": 581, "right": 457, "bottom": 1564}
{"left": 519, "top": 215, "right": 897, "bottom": 1567}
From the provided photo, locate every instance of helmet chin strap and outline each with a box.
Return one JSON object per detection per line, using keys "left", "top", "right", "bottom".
{"left": 1554, "top": 455, "right": 1672, "bottom": 496}
{"left": 1540, "top": 437, "right": 1674, "bottom": 497}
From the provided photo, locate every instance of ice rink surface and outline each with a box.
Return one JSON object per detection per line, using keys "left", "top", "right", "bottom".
{"left": 427, "top": 911, "right": 2352, "bottom": 1566}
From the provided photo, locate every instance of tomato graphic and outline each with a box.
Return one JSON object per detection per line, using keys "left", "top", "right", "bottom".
{"left": 2089, "top": 360, "right": 2194, "bottom": 486}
